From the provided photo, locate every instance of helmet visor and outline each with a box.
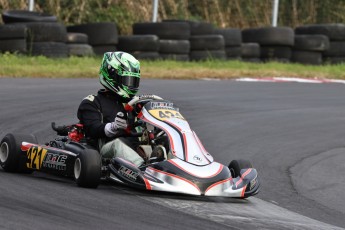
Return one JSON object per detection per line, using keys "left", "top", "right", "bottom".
{"left": 108, "top": 67, "right": 140, "bottom": 88}
{"left": 121, "top": 75, "right": 140, "bottom": 88}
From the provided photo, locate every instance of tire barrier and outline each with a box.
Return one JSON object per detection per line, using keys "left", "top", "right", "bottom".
{"left": 67, "top": 33, "right": 88, "bottom": 44}
{"left": 190, "top": 35, "right": 225, "bottom": 50}
{"left": 190, "top": 50, "right": 226, "bottom": 61}
{"left": 92, "top": 45, "right": 117, "bottom": 56}
{"left": 224, "top": 46, "right": 242, "bottom": 59}
{"left": 118, "top": 35, "right": 159, "bottom": 52}
{"left": 133, "top": 22, "right": 190, "bottom": 40}
{"left": 67, "top": 23, "right": 118, "bottom": 55}
{"left": 159, "top": 40, "right": 190, "bottom": 54}
{"left": 186, "top": 20, "right": 214, "bottom": 36}
{"left": 2, "top": 10, "right": 57, "bottom": 23}
{"left": 22, "top": 22, "right": 68, "bottom": 57}
{"left": 189, "top": 35, "right": 226, "bottom": 61}
{"left": 117, "top": 35, "right": 160, "bottom": 61}
{"left": 291, "top": 51, "right": 322, "bottom": 65}
{"left": 24, "top": 22, "right": 67, "bottom": 43}
{"left": 291, "top": 35, "right": 329, "bottom": 65}
{"left": 0, "top": 39, "right": 26, "bottom": 53}
{"left": 295, "top": 24, "right": 345, "bottom": 64}
{"left": 241, "top": 43, "right": 260, "bottom": 62}
{"left": 159, "top": 40, "right": 190, "bottom": 61}
{"left": 323, "top": 41, "right": 345, "bottom": 64}
{"left": 260, "top": 46, "right": 292, "bottom": 62}
{"left": 187, "top": 21, "right": 227, "bottom": 61}
{"left": 28, "top": 42, "right": 68, "bottom": 58}
{"left": 214, "top": 28, "right": 242, "bottom": 60}
{"left": 163, "top": 20, "right": 214, "bottom": 36}
{"left": 295, "top": 24, "right": 345, "bottom": 41}
{"left": 293, "top": 35, "right": 330, "bottom": 51}
{"left": 132, "top": 51, "right": 160, "bottom": 60}
{"left": 0, "top": 24, "right": 27, "bottom": 53}
{"left": 2, "top": 11, "right": 345, "bottom": 66}
{"left": 160, "top": 54, "right": 189, "bottom": 61}
{"left": 242, "top": 27, "right": 294, "bottom": 62}
{"left": 132, "top": 21, "right": 191, "bottom": 60}
{"left": 67, "top": 33, "right": 94, "bottom": 57}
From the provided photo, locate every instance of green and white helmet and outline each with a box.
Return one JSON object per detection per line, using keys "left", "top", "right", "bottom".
{"left": 99, "top": 51, "right": 140, "bottom": 99}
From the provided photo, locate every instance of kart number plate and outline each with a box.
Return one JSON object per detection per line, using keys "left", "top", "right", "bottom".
{"left": 26, "top": 146, "right": 48, "bottom": 170}
{"left": 149, "top": 109, "right": 185, "bottom": 121}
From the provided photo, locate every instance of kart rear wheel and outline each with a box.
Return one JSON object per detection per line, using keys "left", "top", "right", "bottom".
{"left": 74, "top": 149, "right": 101, "bottom": 188}
{"left": 0, "top": 133, "right": 37, "bottom": 173}
{"left": 228, "top": 159, "right": 253, "bottom": 178}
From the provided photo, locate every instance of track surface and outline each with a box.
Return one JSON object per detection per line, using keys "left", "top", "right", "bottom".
{"left": 0, "top": 78, "right": 345, "bottom": 229}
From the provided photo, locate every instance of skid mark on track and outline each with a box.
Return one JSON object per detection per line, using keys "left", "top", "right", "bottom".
{"left": 139, "top": 195, "right": 344, "bottom": 230}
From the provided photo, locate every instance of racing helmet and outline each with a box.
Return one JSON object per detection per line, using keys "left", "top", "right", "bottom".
{"left": 99, "top": 51, "right": 140, "bottom": 99}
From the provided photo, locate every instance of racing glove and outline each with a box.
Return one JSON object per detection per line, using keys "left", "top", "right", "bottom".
{"left": 105, "top": 112, "right": 128, "bottom": 137}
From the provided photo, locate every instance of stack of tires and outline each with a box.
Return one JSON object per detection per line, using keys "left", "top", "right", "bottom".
{"left": 214, "top": 28, "right": 242, "bottom": 60}
{"left": 188, "top": 21, "right": 226, "bottom": 61}
{"left": 25, "top": 22, "right": 68, "bottom": 58}
{"left": 67, "top": 22, "right": 118, "bottom": 55}
{"left": 291, "top": 34, "right": 329, "bottom": 65}
{"left": 241, "top": 43, "right": 261, "bottom": 62}
{"left": 295, "top": 24, "right": 345, "bottom": 64}
{"left": 0, "top": 24, "right": 27, "bottom": 54}
{"left": 66, "top": 33, "right": 94, "bottom": 57}
{"left": 242, "top": 27, "right": 294, "bottom": 62}
{"left": 2, "top": 10, "right": 69, "bottom": 58}
{"left": 132, "top": 22, "right": 190, "bottom": 61}
{"left": 118, "top": 35, "right": 160, "bottom": 60}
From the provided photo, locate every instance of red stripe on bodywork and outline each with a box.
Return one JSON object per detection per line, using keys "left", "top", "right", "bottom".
{"left": 241, "top": 168, "right": 252, "bottom": 179}
{"left": 168, "top": 160, "right": 223, "bottom": 178}
{"left": 235, "top": 168, "right": 252, "bottom": 188}
{"left": 205, "top": 177, "right": 232, "bottom": 194}
{"left": 21, "top": 142, "right": 35, "bottom": 151}
{"left": 148, "top": 167, "right": 200, "bottom": 193}
{"left": 143, "top": 177, "right": 152, "bottom": 190}
{"left": 235, "top": 178, "right": 243, "bottom": 188}
{"left": 241, "top": 185, "right": 247, "bottom": 197}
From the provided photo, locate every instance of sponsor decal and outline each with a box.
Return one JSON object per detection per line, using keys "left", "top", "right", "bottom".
{"left": 139, "top": 94, "right": 156, "bottom": 100}
{"left": 26, "top": 146, "right": 48, "bottom": 170}
{"left": 250, "top": 177, "right": 257, "bottom": 190}
{"left": 151, "top": 102, "right": 175, "bottom": 110}
{"left": 193, "top": 155, "right": 202, "bottom": 163}
{"left": 42, "top": 153, "right": 68, "bottom": 171}
{"left": 119, "top": 166, "right": 139, "bottom": 181}
{"left": 149, "top": 109, "right": 185, "bottom": 121}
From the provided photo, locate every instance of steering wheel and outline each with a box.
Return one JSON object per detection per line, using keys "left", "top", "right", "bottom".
{"left": 124, "top": 94, "right": 163, "bottom": 113}
{"left": 114, "top": 95, "right": 163, "bottom": 138}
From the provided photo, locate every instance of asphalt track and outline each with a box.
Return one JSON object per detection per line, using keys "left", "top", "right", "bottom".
{"left": 0, "top": 78, "right": 345, "bottom": 229}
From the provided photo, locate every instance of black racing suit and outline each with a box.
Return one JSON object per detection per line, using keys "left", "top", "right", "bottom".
{"left": 77, "top": 89, "right": 138, "bottom": 150}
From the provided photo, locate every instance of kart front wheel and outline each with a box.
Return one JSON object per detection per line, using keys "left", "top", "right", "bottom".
{"left": 228, "top": 159, "right": 253, "bottom": 178}
{"left": 74, "top": 149, "right": 101, "bottom": 188}
{"left": 0, "top": 133, "right": 37, "bottom": 173}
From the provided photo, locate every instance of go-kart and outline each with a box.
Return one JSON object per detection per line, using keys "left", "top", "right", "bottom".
{"left": 0, "top": 95, "right": 260, "bottom": 198}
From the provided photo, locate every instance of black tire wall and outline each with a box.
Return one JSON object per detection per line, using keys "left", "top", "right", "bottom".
{"left": 67, "top": 23, "right": 119, "bottom": 45}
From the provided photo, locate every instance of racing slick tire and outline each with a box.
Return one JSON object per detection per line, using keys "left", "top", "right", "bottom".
{"left": 0, "top": 133, "right": 37, "bottom": 173}
{"left": 74, "top": 149, "right": 101, "bottom": 188}
{"left": 228, "top": 159, "right": 253, "bottom": 178}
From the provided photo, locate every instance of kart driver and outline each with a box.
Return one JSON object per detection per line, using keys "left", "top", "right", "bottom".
{"left": 77, "top": 51, "right": 144, "bottom": 167}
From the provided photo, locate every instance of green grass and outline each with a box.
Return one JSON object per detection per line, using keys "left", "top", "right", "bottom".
{"left": 2, "top": 53, "right": 345, "bottom": 79}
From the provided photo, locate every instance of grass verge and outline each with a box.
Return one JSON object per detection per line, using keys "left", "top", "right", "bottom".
{"left": 1, "top": 53, "right": 345, "bottom": 79}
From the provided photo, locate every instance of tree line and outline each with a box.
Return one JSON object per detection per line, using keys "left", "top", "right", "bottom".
{"left": 1, "top": 0, "right": 345, "bottom": 34}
